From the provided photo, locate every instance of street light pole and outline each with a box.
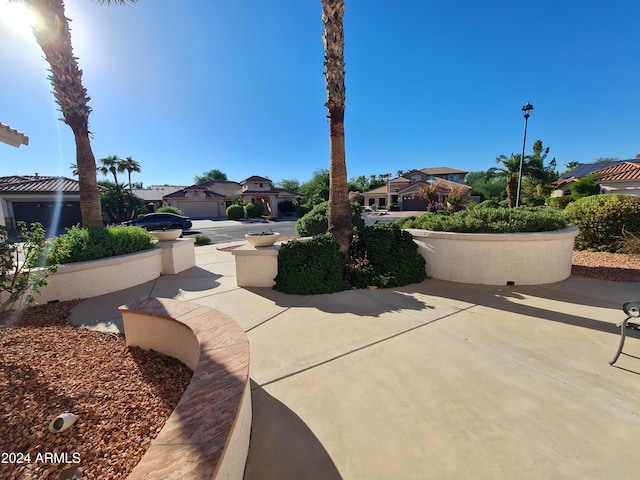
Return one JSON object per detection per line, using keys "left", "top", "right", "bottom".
{"left": 516, "top": 102, "right": 534, "bottom": 207}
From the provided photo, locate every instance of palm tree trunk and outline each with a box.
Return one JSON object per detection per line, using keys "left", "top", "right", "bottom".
{"left": 507, "top": 177, "right": 518, "bottom": 208}
{"left": 29, "top": 0, "right": 103, "bottom": 228}
{"left": 323, "top": 0, "right": 352, "bottom": 255}
{"left": 74, "top": 132, "right": 103, "bottom": 228}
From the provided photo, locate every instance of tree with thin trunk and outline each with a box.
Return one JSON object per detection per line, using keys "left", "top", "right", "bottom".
{"left": 322, "top": 0, "right": 352, "bottom": 255}
{"left": 118, "top": 156, "right": 141, "bottom": 189}
{"left": 489, "top": 154, "right": 525, "bottom": 208}
{"left": 98, "top": 155, "right": 121, "bottom": 186}
{"left": 14, "top": 0, "right": 137, "bottom": 228}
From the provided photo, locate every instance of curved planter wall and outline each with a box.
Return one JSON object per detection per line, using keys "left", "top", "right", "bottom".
{"left": 406, "top": 227, "right": 579, "bottom": 285}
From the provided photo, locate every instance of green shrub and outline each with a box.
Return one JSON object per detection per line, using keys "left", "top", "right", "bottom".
{"left": 570, "top": 174, "right": 601, "bottom": 200}
{"left": 244, "top": 202, "right": 264, "bottom": 218}
{"left": 278, "top": 200, "right": 296, "bottom": 216}
{"left": 399, "top": 207, "right": 568, "bottom": 233}
{"left": 274, "top": 234, "right": 346, "bottom": 294}
{"left": 0, "top": 222, "right": 58, "bottom": 317}
{"left": 548, "top": 196, "right": 573, "bottom": 210}
{"left": 296, "top": 201, "right": 365, "bottom": 236}
{"left": 226, "top": 204, "right": 245, "bottom": 220}
{"left": 565, "top": 194, "right": 640, "bottom": 251}
{"left": 157, "top": 206, "right": 185, "bottom": 216}
{"left": 296, "top": 204, "right": 312, "bottom": 218}
{"left": 347, "top": 224, "right": 426, "bottom": 288}
{"left": 47, "top": 225, "right": 154, "bottom": 265}
{"left": 194, "top": 234, "right": 211, "bottom": 245}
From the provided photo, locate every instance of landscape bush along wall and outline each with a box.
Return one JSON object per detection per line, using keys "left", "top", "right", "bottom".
{"left": 564, "top": 194, "right": 640, "bottom": 252}
{"left": 295, "top": 201, "right": 365, "bottom": 237}
{"left": 395, "top": 207, "right": 569, "bottom": 233}
{"left": 274, "top": 234, "right": 346, "bottom": 294}
{"left": 275, "top": 224, "right": 427, "bottom": 294}
{"left": 47, "top": 225, "right": 155, "bottom": 265}
{"left": 157, "top": 206, "right": 185, "bottom": 216}
{"left": 347, "top": 224, "right": 426, "bottom": 288}
{"left": 244, "top": 202, "right": 264, "bottom": 218}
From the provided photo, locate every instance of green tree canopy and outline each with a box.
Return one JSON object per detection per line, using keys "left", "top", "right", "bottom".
{"left": 299, "top": 169, "right": 330, "bottom": 203}
{"left": 194, "top": 169, "right": 228, "bottom": 184}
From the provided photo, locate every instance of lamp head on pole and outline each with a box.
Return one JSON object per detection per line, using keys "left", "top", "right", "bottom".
{"left": 522, "top": 102, "right": 534, "bottom": 119}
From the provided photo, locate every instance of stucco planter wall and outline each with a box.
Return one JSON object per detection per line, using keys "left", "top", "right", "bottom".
{"left": 406, "top": 227, "right": 579, "bottom": 285}
{"left": 34, "top": 238, "right": 196, "bottom": 303}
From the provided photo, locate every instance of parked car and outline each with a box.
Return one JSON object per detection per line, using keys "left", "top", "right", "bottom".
{"left": 122, "top": 213, "right": 192, "bottom": 231}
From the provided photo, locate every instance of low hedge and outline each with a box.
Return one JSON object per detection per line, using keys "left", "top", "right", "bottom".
{"left": 274, "top": 224, "right": 427, "bottom": 294}
{"left": 396, "top": 207, "right": 569, "bottom": 233}
{"left": 47, "top": 225, "right": 154, "bottom": 265}
{"left": 274, "top": 234, "right": 346, "bottom": 294}
{"left": 347, "top": 223, "right": 426, "bottom": 288}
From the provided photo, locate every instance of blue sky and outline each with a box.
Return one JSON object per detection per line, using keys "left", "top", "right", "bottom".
{"left": 2, "top": 0, "right": 640, "bottom": 187}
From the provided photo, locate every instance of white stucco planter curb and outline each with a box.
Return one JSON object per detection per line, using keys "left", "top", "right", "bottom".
{"left": 406, "top": 227, "right": 579, "bottom": 285}
{"left": 33, "top": 238, "right": 196, "bottom": 303}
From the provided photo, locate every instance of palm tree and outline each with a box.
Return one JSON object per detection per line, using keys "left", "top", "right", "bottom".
{"left": 98, "top": 155, "right": 121, "bottom": 186}
{"left": 118, "top": 156, "right": 141, "bottom": 189}
{"left": 489, "top": 154, "right": 526, "bottom": 208}
{"left": 322, "top": 0, "right": 352, "bottom": 255}
{"left": 70, "top": 163, "right": 78, "bottom": 177}
{"left": 15, "top": 0, "right": 137, "bottom": 228}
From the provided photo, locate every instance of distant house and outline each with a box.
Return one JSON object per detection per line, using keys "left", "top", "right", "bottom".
{"left": 552, "top": 160, "right": 640, "bottom": 197}
{"left": 0, "top": 175, "right": 82, "bottom": 233}
{"left": 131, "top": 185, "right": 188, "bottom": 212}
{"left": 361, "top": 167, "right": 469, "bottom": 211}
{"left": 0, "top": 122, "right": 28, "bottom": 148}
{"left": 163, "top": 176, "right": 301, "bottom": 218}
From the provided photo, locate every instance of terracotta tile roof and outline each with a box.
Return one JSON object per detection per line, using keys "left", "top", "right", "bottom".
{"left": 593, "top": 161, "right": 640, "bottom": 182}
{"left": 241, "top": 175, "right": 272, "bottom": 183}
{"left": 0, "top": 122, "right": 29, "bottom": 147}
{"left": 419, "top": 167, "right": 467, "bottom": 175}
{"left": 163, "top": 188, "right": 226, "bottom": 199}
{"left": 0, "top": 175, "right": 80, "bottom": 193}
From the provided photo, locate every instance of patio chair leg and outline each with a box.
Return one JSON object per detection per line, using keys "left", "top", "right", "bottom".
{"left": 610, "top": 319, "right": 629, "bottom": 365}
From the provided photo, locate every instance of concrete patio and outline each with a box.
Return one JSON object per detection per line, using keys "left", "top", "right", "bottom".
{"left": 71, "top": 243, "right": 640, "bottom": 479}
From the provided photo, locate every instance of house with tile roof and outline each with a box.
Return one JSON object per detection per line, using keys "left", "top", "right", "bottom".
{"left": 361, "top": 167, "right": 469, "bottom": 211}
{"left": 163, "top": 176, "right": 301, "bottom": 218}
{"left": 0, "top": 175, "right": 82, "bottom": 233}
{"left": 552, "top": 159, "right": 640, "bottom": 197}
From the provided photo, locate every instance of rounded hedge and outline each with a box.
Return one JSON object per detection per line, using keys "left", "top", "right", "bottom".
{"left": 226, "top": 204, "right": 245, "bottom": 220}
{"left": 296, "top": 201, "right": 365, "bottom": 236}
{"left": 396, "top": 207, "right": 569, "bottom": 233}
{"left": 564, "top": 194, "right": 640, "bottom": 251}
{"left": 245, "top": 202, "right": 264, "bottom": 218}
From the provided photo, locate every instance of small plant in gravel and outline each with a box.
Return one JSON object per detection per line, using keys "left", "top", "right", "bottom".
{"left": 0, "top": 222, "right": 59, "bottom": 319}
{"left": 194, "top": 234, "right": 212, "bottom": 245}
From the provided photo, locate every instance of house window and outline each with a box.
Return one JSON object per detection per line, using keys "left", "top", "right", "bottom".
{"left": 411, "top": 175, "right": 421, "bottom": 183}
{"left": 379, "top": 197, "right": 386, "bottom": 208}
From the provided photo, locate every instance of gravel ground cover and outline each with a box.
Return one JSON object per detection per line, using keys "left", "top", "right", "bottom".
{"left": 0, "top": 251, "right": 637, "bottom": 479}
{"left": 0, "top": 301, "right": 192, "bottom": 480}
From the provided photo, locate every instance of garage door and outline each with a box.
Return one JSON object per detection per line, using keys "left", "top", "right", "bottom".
{"left": 12, "top": 201, "right": 82, "bottom": 235}
{"left": 401, "top": 198, "right": 428, "bottom": 211}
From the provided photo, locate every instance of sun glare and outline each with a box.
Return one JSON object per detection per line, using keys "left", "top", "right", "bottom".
{"left": 0, "top": 2, "right": 37, "bottom": 39}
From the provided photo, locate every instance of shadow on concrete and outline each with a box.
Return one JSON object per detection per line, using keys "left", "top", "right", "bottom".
{"left": 245, "top": 382, "right": 342, "bottom": 480}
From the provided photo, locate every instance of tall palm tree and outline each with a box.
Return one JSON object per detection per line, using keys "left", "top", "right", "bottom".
{"left": 118, "top": 156, "right": 141, "bottom": 189}
{"left": 98, "top": 155, "right": 121, "bottom": 186}
{"left": 322, "top": 0, "right": 351, "bottom": 255}
{"left": 15, "top": 0, "right": 137, "bottom": 228}
{"left": 489, "top": 154, "right": 526, "bottom": 208}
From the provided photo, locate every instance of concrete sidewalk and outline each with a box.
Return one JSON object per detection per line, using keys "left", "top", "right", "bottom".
{"left": 71, "top": 243, "right": 640, "bottom": 480}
